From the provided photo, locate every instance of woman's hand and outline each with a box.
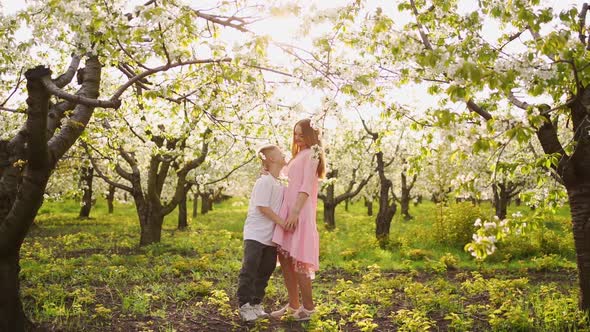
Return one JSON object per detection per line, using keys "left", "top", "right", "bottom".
{"left": 283, "top": 212, "right": 298, "bottom": 231}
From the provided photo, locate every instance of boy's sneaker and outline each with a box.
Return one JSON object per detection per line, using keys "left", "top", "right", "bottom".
{"left": 252, "top": 304, "right": 269, "bottom": 318}
{"left": 293, "top": 306, "right": 315, "bottom": 321}
{"left": 239, "top": 303, "right": 258, "bottom": 322}
{"left": 270, "top": 304, "right": 300, "bottom": 319}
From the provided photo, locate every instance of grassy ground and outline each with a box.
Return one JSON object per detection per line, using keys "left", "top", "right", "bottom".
{"left": 21, "top": 198, "right": 588, "bottom": 331}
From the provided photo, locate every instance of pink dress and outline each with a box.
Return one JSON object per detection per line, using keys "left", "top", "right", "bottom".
{"left": 272, "top": 148, "right": 320, "bottom": 279}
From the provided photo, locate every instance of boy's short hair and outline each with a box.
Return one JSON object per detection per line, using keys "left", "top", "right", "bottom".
{"left": 257, "top": 144, "right": 279, "bottom": 165}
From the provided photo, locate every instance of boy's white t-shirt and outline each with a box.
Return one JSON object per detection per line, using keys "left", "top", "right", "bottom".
{"left": 244, "top": 174, "right": 284, "bottom": 246}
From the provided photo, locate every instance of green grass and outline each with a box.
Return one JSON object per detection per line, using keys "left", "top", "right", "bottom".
{"left": 20, "top": 197, "right": 586, "bottom": 331}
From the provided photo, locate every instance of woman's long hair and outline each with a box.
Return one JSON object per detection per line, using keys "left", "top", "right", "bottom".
{"left": 291, "top": 119, "right": 326, "bottom": 178}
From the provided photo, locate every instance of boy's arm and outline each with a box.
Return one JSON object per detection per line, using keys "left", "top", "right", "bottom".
{"left": 258, "top": 206, "right": 284, "bottom": 226}
{"left": 283, "top": 192, "right": 308, "bottom": 230}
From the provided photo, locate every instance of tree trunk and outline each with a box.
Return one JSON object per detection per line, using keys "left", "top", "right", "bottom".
{"left": 201, "top": 193, "right": 210, "bottom": 214}
{"left": 567, "top": 183, "right": 590, "bottom": 311}
{"left": 208, "top": 190, "right": 214, "bottom": 211}
{"left": 374, "top": 151, "right": 396, "bottom": 246}
{"left": 78, "top": 166, "right": 93, "bottom": 218}
{"left": 192, "top": 192, "right": 198, "bottom": 218}
{"left": 137, "top": 202, "right": 164, "bottom": 246}
{"left": 514, "top": 197, "right": 522, "bottom": 206}
{"left": 178, "top": 191, "right": 188, "bottom": 230}
{"left": 413, "top": 195, "right": 422, "bottom": 207}
{"left": 106, "top": 184, "right": 115, "bottom": 214}
{"left": 400, "top": 171, "right": 415, "bottom": 221}
{"left": 401, "top": 194, "right": 412, "bottom": 221}
{"left": 344, "top": 198, "right": 349, "bottom": 212}
{"left": 324, "top": 203, "right": 335, "bottom": 231}
{"left": 0, "top": 254, "right": 28, "bottom": 332}
{"left": 376, "top": 187, "right": 396, "bottom": 243}
{"left": 492, "top": 184, "right": 509, "bottom": 220}
{"left": 367, "top": 199, "right": 373, "bottom": 216}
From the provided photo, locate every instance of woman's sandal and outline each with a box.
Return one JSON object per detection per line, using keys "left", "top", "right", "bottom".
{"left": 270, "top": 304, "right": 299, "bottom": 319}
{"left": 293, "top": 306, "right": 315, "bottom": 321}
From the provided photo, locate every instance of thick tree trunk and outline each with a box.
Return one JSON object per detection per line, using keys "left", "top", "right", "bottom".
{"left": 208, "top": 190, "right": 214, "bottom": 211}
{"left": 376, "top": 188, "right": 396, "bottom": 243}
{"left": 323, "top": 182, "right": 336, "bottom": 230}
{"left": 374, "top": 151, "right": 396, "bottom": 246}
{"left": 413, "top": 195, "right": 422, "bottom": 207}
{"left": 178, "top": 191, "right": 188, "bottom": 230}
{"left": 567, "top": 183, "right": 590, "bottom": 311}
{"left": 0, "top": 254, "right": 28, "bottom": 332}
{"left": 201, "top": 193, "right": 210, "bottom": 214}
{"left": 400, "top": 172, "right": 416, "bottom": 221}
{"left": 137, "top": 202, "right": 164, "bottom": 246}
{"left": 192, "top": 192, "right": 198, "bottom": 218}
{"left": 492, "top": 184, "right": 509, "bottom": 220}
{"left": 324, "top": 203, "right": 335, "bottom": 231}
{"left": 401, "top": 194, "right": 412, "bottom": 221}
{"left": 78, "top": 166, "right": 93, "bottom": 218}
{"left": 106, "top": 184, "right": 115, "bottom": 214}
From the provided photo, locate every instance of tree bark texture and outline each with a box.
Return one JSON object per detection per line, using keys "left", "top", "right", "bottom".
{"left": 375, "top": 151, "right": 396, "bottom": 245}
{"left": 178, "top": 191, "right": 188, "bottom": 230}
{"left": 106, "top": 184, "right": 115, "bottom": 214}
{"left": 399, "top": 171, "right": 417, "bottom": 221}
{"left": 78, "top": 166, "right": 94, "bottom": 218}
{"left": 0, "top": 57, "right": 101, "bottom": 331}
{"left": 319, "top": 168, "right": 371, "bottom": 230}
{"left": 192, "top": 192, "right": 198, "bottom": 218}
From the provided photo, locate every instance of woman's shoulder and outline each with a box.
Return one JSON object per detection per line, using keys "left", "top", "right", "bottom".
{"left": 295, "top": 148, "right": 317, "bottom": 162}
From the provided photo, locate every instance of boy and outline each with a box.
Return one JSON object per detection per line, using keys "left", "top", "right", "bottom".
{"left": 237, "top": 145, "right": 287, "bottom": 322}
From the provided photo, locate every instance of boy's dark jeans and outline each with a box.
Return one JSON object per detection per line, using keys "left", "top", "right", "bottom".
{"left": 237, "top": 239, "right": 277, "bottom": 307}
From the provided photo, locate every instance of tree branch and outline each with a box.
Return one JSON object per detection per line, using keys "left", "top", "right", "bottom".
{"left": 0, "top": 106, "right": 25, "bottom": 114}
{"left": 24, "top": 66, "right": 51, "bottom": 170}
{"left": 41, "top": 76, "right": 121, "bottom": 109}
{"left": 53, "top": 55, "right": 81, "bottom": 88}
{"left": 46, "top": 101, "right": 75, "bottom": 137}
{"left": 466, "top": 99, "right": 493, "bottom": 121}
{"left": 579, "top": 3, "right": 589, "bottom": 45}
{"left": 83, "top": 142, "right": 133, "bottom": 192}
{"left": 48, "top": 57, "right": 103, "bottom": 165}
{"left": 409, "top": 0, "right": 433, "bottom": 50}
{"left": 203, "top": 155, "right": 256, "bottom": 185}
{"left": 190, "top": 9, "right": 252, "bottom": 32}
{"left": 110, "top": 58, "right": 232, "bottom": 100}
{"left": 0, "top": 68, "right": 24, "bottom": 107}
{"left": 335, "top": 173, "right": 374, "bottom": 205}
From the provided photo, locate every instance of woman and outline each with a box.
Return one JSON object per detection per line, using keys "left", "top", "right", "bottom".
{"left": 271, "top": 118, "right": 325, "bottom": 321}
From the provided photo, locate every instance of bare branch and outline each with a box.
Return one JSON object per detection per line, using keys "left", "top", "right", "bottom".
{"left": 409, "top": 0, "right": 433, "bottom": 50}
{"left": 579, "top": 3, "right": 589, "bottom": 45}
{"left": 53, "top": 55, "right": 81, "bottom": 88}
{"left": 498, "top": 29, "right": 526, "bottom": 52}
{"left": 247, "top": 64, "right": 296, "bottom": 78}
{"left": 111, "top": 58, "right": 232, "bottom": 100}
{"left": 508, "top": 91, "right": 533, "bottom": 110}
{"left": 84, "top": 143, "right": 133, "bottom": 192}
{"left": 0, "top": 106, "right": 25, "bottom": 114}
{"left": 41, "top": 76, "right": 122, "bottom": 109}
{"left": 203, "top": 155, "right": 256, "bottom": 185}
{"left": 190, "top": 9, "right": 252, "bottom": 32}
{"left": 0, "top": 68, "right": 24, "bottom": 107}
{"left": 466, "top": 99, "right": 493, "bottom": 121}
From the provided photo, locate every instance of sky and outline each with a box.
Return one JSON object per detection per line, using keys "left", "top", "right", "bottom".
{"left": 1, "top": 0, "right": 587, "bottom": 127}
